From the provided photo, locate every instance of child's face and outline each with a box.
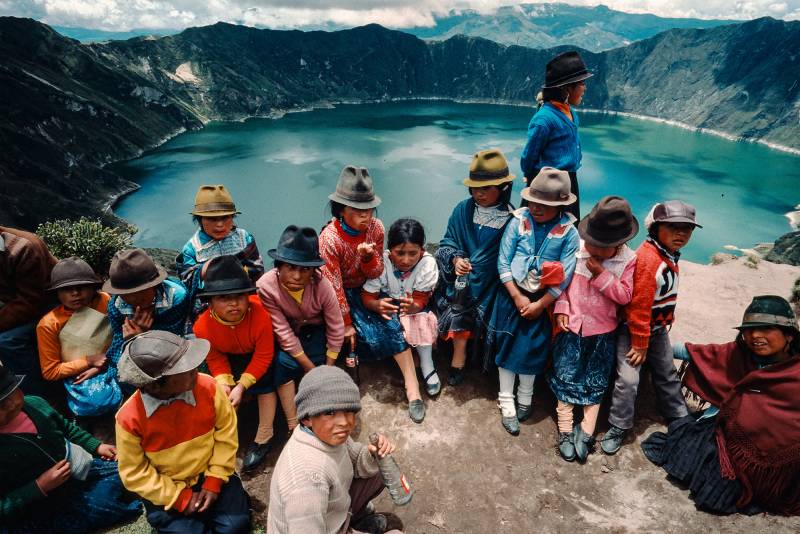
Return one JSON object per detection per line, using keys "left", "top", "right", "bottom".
{"left": 342, "top": 206, "right": 374, "bottom": 232}
{"left": 742, "top": 326, "right": 793, "bottom": 358}
{"left": 657, "top": 222, "right": 695, "bottom": 253}
{"left": 277, "top": 264, "right": 314, "bottom": 292}
{"left": 389, "top": 242, "right": 423, "bottom": 272}
{"left": 121, "top": 286, "right": 157, "bottom": 309}
{"left": 470, "top": 186, "right": 502, "bottom": 208}
{"left": 142, "top": 369, "right": 198, "bottom": 399}
{"left": 584, "top": 243, "right": 619, "bottom": 260}
{"left": 303, "top": 410, "right": 356, "bottom": 447}
{"left": 0, "top": 388, "right": 24, "bottom": 427}
{"left": 57, "top": 285, "right": 96, "bottom": 311}
{"left": 566, "top": 81, "right": 586, "bottom": 106}
{"left": 528, "top": 202, "right": 560, "bottom": 223}
{"left": 201, "top": 215, "right": 234, "bottom": 240}
{"left": 210, "top": 293, "right": 250, "bottom": 323}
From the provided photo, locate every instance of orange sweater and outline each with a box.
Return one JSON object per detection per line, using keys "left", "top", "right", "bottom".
{"left": 36, "top": 292, "right": 111, "bottom": 381}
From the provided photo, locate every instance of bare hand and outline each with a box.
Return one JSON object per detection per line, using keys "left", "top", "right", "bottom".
{"left": 554, "top": 313, "right": 570, "bottom": 332}
{"left": 520, "top": 301, "right": 544, "bottom": 320}
{"left": 228, "top": 384, "right": 245, "bottom": 408}
{"left": 513, "top": 294, "right": 532, "bottom": 314}
{"left": 376, "top": 297, "right": 399, "bottom": 320}
{"left": 133, "top": 306, "right": 154, "bottom": 331}
{"left": 195, "top": 489, "right": 219, "bottom": 513}
{"left": 398, "top": 293, "right": 418, "bottom": 315}
{"left": 96, "top": 443, "right": 117, "bottom": 461}
{"left": 345, "top": 324, "right": 357, "bottom": 350}
{"left": 220, "top": 384, "right": 232, "bottom": 396}
{"left": 626, "top": 346, "right": 647, "bottom": 367}
{"left": 85, "top": 353, "right": 107, "bottom": 368}
{"left": 36, "top": 460, "right": 71, "bottom": 493}
{"left": 122, "top": 317, "right": 145, "bottom": 339}
{"left": 184, "top": 492, "right": 202, "bottom": 516}
{"left": 73, "top": 366, "right": 101, "bottom": 385}
{"left": 368, "top": 433, "right": 396, "bottom": 458}
{"left": 356, "top": 242, "right": 376, "bottom": 261}
{"left": 453, "top": 257, "right": 472, "bottom": 276}
{"left": 586, "top": 256, "right": 605, "bottom": 277}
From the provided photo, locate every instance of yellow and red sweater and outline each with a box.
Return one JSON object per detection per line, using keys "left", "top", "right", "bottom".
{"left": 115, "top": 374, "right": 238, "bottom": 511}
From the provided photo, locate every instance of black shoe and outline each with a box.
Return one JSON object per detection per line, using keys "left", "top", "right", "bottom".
{"left": 408, "top": 399, "right": 426, "bottom": 423}
{"left": 501, "top": 415, "right": 520, "bottom": 436}
{"left": 516, "top": 403, "right": 533, "bottom": 422}
{"left": 352, "top": 513, "right": 388, "bottom": 534}
{"left": 242, "top": 440, "right": 272, "bottom": 472}
{"left": 447, "top": 366, "right": 465, "bottom": 386}
{"left": 558, "top": 431, "right": 576, "bottom": 462}
{"left": 600, "top": 425, "right": 627, "bottom": 455}
{"left": 573, "top": 424, "right": 595, "bottom": 462}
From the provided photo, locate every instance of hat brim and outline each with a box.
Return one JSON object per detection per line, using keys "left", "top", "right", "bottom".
{"left": 328, "top": 193, "right": 382, "bottom": 209}
{"left": 521, "top": 189, "right": 577, "bottom": 206}
{"left": 463, "top": 174, "right": 516, "bottom": 188}
{"left": 577, "top": 215, "right": 640, "bottom": 248}
{"left": 0, "top": 373, "right": 24, "bottom": 402}
{"left": 190, "top": 210, "right": 241, "bottom": 217}
{"left": 163, "top": 337, "right": 211, "bottom": 377}
{"left": 196, "top": 286, "right": 256, "bottom": 298}
{"left": 101, "top": 265, "right": 169, "bottom": 295}
{"left": 267, "top": 249, "right": 325, "bottom": 268}
{"left": 655, "top": 216, "right": 703, "bottom": 228}
{"left": 47, "top": 278, "right": 102, "bottom": 291}
{"left": 542, "top": 71, "right": 594, "bottom": 89}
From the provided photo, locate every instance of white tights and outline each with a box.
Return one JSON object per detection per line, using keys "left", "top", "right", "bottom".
{"left": 498, "top": 367, "right": 535, "bottom": 417}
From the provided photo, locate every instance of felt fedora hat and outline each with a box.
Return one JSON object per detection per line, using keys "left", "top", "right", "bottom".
{"left": 191, "top": 185, "right": 241, "bottom": 217}
{"left": 578, "top": 196, "right": 639, "bottom": 247}
{"left": 649, "top": 199, "right": 703, "bottom": 228}
{"left": 463, "top": 149, "right": 516, "bottom": 187}
{"left": 329, "top": 166, "right": 382, "bottom": 209}
{"left": 268, "top": 225, "right": 325, "bottom": 268}
{"left": 117, "top": 330, "right": 210, "bottom": 388}
{"left": 542, "top": 51, "right": 593, "bottom": 89}
{"left": 103, "top": 249, "right": 168, "bottom": 295}
{"left": 0, "top": 365, "right": 24, "bottom": 403}
{"left": 521, "top": 167, "right": 577, "bottom": 206}
{"left": 196, "top": 255, "right": 255, "bottom": 298}
{"left": 47, "top": 256, "right": 101, "bottom": 291}
{"left": 735, "top": 295, "right": 799, "bottom": 333}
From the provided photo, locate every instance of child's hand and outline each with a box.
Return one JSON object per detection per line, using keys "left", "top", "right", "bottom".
{"left": 96, "top": 444, "right": 117, "bottom": 461}
{"left": 554, "top": 313, "right": 570, "bottom": 332}
{"left": 398, "top": 294, "right": 418, "bottom": 315}
{"left": 368, "top": 433, "right": 396, "bottom": 458}
{"left": 194, "top": 489, "right": 219, "bottom": 514}
{"left": 586, "top": 256, "right": 606, "bottom": 277}
{"left": 73, "top": 366, "right": 101, "bottom": 385}
{"left": 86, "top": 353, "right": 107, "bottom": 368}
{"left": 453, "top": 257, "right": 472, "bottom": 276}
{"left": 626, "top": 346, "right": 647, "bottom": 367}
{"left": 513, "top": 294, "right": 531, "bottom": 313}
{"left": 344, "top": 325, "right": 357, "bottom": 350}
{"left": 133, "top": 306, "right": 154, "bottom": 331}
{"left": 220, "top": 384, "right": 231, "bottom": 396}
{"left": 357, "top": 242, "right": 376, "bottom": 261}
{"left": 36, "top": 460, "right": 71, "bottom": 493}
{"left": 122, "top": 317, "right": 144, "bottom": 339}
{"left": 228, "top": 384, "right": 245, "bottom": 409}
{"left": 376, "top": 297, "right": 399, "bottom": 321}
{"left": 520, "top": 301, "right": 544, "bottom": 320}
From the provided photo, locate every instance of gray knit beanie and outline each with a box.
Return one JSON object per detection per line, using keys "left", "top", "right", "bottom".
{"left": 295, "top": 366, "right": 361, "bottom": 420}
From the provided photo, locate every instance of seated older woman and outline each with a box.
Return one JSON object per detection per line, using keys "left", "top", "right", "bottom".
{"left": 642, "top": 295, "right": 800, "bottom": 516}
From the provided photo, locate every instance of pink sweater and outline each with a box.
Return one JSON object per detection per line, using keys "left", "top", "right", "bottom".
{"left": 256, "top": 269, "right": 345, "bottom": 357}
{"left": 554, "top": 243, "right": 636, "bottom": 337}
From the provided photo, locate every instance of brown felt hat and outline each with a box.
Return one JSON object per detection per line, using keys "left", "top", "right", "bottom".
{"left": 191, "top": 185, "right": 241, "bottom": 217}
{"left": 578, "top": 196, "right": 639, "bottom": 248}
{"left": 521, "top": 167, "right": 576, "bottom": 206}
{"left": 48, "top": 256, "right": 101, "bottom": 291}
{"left": 102, "top": 248, "right": 168, "bottom": 295}
{"left": 463, "top": 149, "right": 516, "bottom": 187}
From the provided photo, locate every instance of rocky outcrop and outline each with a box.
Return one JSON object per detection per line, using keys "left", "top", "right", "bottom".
{"left": 766, "top": 231, "right": 800, "bottom": 266}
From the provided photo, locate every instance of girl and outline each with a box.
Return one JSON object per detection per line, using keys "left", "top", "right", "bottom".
{"left": 192, "top": 255, "right": 275, "bottom": 472}
{"left": 319, "top": 165, "right": 424, "bottom": 423}
{"left": 435, "top": 149, "right": 515, "bottom": 385}
{"left": 520, "top": 51, "right": 593, "bottom": 220}
{"left": 547, "top": 196, "right": 638, "bottom": 462}
{"left": 491, "top": 167, "right": 580, "bottom": 436}
{"left": 37, "top": 257, "right": 121, "bottom": 417}
{"left": 363, "top": 218, "right": 440, "bottom": 395}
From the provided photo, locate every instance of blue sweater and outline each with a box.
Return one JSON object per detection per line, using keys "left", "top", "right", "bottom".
{"left": 520, "top": 103, "right": 582, "bottom": 177}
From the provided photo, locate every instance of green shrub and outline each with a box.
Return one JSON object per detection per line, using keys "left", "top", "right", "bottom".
{"left": 37, "top": 217, "right": 137, "bottom": 277}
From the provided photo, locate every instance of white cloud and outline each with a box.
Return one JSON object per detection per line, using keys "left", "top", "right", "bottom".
{"left": 1, "top": 1, "right": 799, "bottom": 31}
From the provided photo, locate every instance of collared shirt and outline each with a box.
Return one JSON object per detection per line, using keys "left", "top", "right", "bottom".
{"left": 140, "top": 390, "right": 196, "bottom": 418}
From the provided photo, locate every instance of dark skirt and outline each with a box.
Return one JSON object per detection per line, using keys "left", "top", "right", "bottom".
{"left": 547, "top": 330, "right": 616, "bottom": 405}
{"left": 229, "top": 354, "right": 277, "bottom": 395}
{"left": 272, "top": 324, "right": 329, "bottom": 385}
{"left": 642, "top": 413, "right": 763, "bottom": 515}
{"left": 490, "top": 288, "right": 551, "bottom": 375}
{"left": 346, "top": 288, "right": 408, "bottom": 362}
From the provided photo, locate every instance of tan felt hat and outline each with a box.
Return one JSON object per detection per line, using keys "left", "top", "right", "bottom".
{"left": 463, "top": 149, "right": 516, "bottom": 188}
{"left": 191, "top": 185, "right": 241, "bottom": 217}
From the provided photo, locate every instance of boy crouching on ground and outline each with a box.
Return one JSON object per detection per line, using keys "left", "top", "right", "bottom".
{"left": 115, "top": 330, "right": 250, "bottom": 533}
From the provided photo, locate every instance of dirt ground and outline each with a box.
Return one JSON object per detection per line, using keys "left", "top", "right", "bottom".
{"left": 112, "top": 257, "right": 800, "bottom": 533}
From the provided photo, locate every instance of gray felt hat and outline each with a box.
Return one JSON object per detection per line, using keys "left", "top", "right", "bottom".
{"left": 295, "top": 366, "right": 361, "bottom": 420}
{"left": 328, "top": 166, "right": 382, "bottom": 209}
{"left": 48, "top": 256, "right": 101, "bottom": 291}
{"left": 522, "top": 167, "right": 577, "bottom": 206}
{"left": 118, "top": 330, "right": 209, "bottom": 388}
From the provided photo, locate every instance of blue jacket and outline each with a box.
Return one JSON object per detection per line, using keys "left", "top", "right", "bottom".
{"left": 520, "top": 103, "right": 582, "bottom": 177}
{"left": 497, "top": 209, "right": 580, "bottom": 299}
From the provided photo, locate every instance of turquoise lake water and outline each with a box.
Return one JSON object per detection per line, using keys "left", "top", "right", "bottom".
{"left": 114, "top": 101, "right": 799, "bottom": 263}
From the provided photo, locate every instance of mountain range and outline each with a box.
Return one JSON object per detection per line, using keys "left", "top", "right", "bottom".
{"left": 0, "top": 15, "right": 798, "bottom": 229}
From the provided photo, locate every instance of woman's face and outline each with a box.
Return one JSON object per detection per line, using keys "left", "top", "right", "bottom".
{"left": 389, "top": 242, "right": 423, "bottom": 273}
{"left": 528, "top": 202, "right": 560, "bottom": 223}
{"left": 201, "top": 215, "right": 235, "bottom": 240}
{"left": 57, "top": 285, "right": 96, "bottom": 311}
{"left": 566, "top": 81, "right": 586, "bottom": 106}
{"left": 342, "top": 207, "right": 374, "bottom": 232}
{"left": 742, "top": 326, "right": 793, "bottom": 358}
{"left": 302, "top": 410, "right": 356, "bottom": 447}
{"left": 277, "top": 263, "right": 314, "bottom": 292}
{"left": 0, "top": 389, "right": 24, "bottom": 427}
{"left": 210, "top": 293, "right": 250, "bottom": 322}
{"left": 470, "top": 186, "right": 502, "bottom": 208}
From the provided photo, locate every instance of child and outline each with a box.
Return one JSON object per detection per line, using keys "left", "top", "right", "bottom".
{"left": 547, "top": 197, "right": 637, "bottom": 462}
{"left": 193, "top": 255, "right": 275, "bottom": 472}
{"left": 363, "top": 218, "right": 440, "bottom": 395}
{"left": 319, "top": 166, "right": 424, "bottom": 423}
{"left": 37, "top": 257, "right": 121, "bottom": 416}
{"left": 0, "top": 365, "right": 140, "bottom": 532}
{"left": 116, "top": 330, "right": 249, "bottom": 533}
{"left": 491, "top": 167, "right": 580, "bottom": 436}
{"left": 104, "top": 249, "right": 191, "bottom": 367}
{"left": 436, "top": 149, "right": 515, "bottom": 385}
{"left": 520, "top": 51, "right": 592, "bottom": 220}
{"left": 601, "top": 200, "right": 701, "bottom": 455}
{"left": 267, "top": 366, "right": 403, "bottom": 534}
{"left": 257, "top": 225, "right": 344, "bottom": 444}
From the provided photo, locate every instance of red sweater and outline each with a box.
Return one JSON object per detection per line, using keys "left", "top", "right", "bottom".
{"left": 192, "top": 294, "right": 274, "bottom": 389}
{"left": 624, "top": 238, "right": 679, "bottom": 349}
{"left": 319, "top": 218, "right": 384, "bottom": 325}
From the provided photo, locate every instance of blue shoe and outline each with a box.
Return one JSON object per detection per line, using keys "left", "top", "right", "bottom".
{"left": 408, "top": 399, "right": 426, "bottom": 423}
{"left": 558, "top": 432, "right": 576, "bottom": 462}
{"left": 502, "top": 415, "right": 520, "bottom": 436}
{"left": 573, "top": 424, "right": 595, "bottom": 462}
{"left": 600, "top": 425, "right": 627, "bottom": 455}
{"left": 516, "top": 403, "right": 533, "bottom": 422}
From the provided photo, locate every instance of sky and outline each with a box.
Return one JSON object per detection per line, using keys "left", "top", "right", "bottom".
{"left": 1, "top": 1, "right": 799, "bottom": 31}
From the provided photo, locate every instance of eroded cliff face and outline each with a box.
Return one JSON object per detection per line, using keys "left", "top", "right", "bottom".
{"left": 1, "top": 16, "right": 798, "bottom": 229}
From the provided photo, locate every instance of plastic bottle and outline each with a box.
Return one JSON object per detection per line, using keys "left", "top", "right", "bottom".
{"left": 369, "top": 433, "right": 414, "bottom": 506}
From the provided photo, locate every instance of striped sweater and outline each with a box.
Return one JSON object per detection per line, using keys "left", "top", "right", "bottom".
{"left": 115, "top": 374, "right": 238, "bottom": 511}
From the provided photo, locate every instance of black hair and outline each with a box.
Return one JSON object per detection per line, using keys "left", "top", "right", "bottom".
{"left": 387, "top": 218, "right": 426, "bottom": 249}
{"left": 329, "top": 201, "right": 377, "bottom": 221}
{"left": 274, "top": 260, "right": 285, "bottom": 269}
{"left": 542, "top": 86, "right": 568, "bottom": 103}
{"left": 193, "top": 214, "right": 236, "bottom": 226}
{"left": 647, "top": 222, "right": 661, "bottom": 240}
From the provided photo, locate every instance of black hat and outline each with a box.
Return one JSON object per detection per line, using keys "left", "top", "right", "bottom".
{"left": 0, "top": 365, "right": 24, "bottom": 403}
{"left": 578, "top": 196, "right": 639, "bottom": 248}
{"left": 735, "top": 295, "right": 798, "bottom": 333}
{"left": 542, "top": 51, "right": 593, "bottom": 89}
{"left": 196, "top": 255, "right": 255, "bottom": 297}
{"left": 268, "top": 226, "right": 325, "bottom": 268}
